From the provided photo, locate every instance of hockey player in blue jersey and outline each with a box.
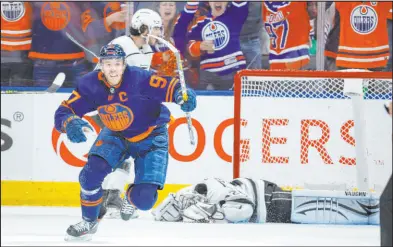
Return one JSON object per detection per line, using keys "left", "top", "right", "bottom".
{"left": 54, "top": 44, "right": 197, "bottom": 241}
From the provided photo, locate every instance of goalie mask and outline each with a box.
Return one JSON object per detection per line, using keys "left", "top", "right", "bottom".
{"left": 130, "top": 8, "right": 163, "bottom": 44}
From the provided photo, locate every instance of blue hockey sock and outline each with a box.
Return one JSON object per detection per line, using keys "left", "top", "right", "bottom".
{"left": 79, "top": 155, "right": 112, "bottom": 221}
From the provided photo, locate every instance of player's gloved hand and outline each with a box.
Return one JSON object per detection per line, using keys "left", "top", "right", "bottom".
{"left": 63, "top": 116, "right": 93, "bottom": 143}
{"left": 175, "top": 88, "right": 197, "bottom": 112}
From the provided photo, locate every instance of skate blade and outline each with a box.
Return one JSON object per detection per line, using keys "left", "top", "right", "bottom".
{"left": 64, "top": 233, "right": 93, "bottom": 242}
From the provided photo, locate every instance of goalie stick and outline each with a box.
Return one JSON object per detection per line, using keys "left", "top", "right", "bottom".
{"left": 148, "top": 34, "right": 196, "bottom": 145}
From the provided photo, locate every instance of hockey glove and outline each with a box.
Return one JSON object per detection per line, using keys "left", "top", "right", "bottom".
{"left": 182, "top": 201, "right": 225, "bottom": 223}
{"left": 175, "top": 88, "right": 197, "bottom": 112}
{"left": 63, "top": 116, "right": 93, "bottom": 143}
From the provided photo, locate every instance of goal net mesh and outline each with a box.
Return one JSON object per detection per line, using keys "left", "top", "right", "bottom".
{"left": 236, "top": 71, "right": 392, "bottom": 191}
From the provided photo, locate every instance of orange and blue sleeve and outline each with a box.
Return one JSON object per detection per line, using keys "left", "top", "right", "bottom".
{"left": 54, "top": 87, "right": 97, "bottom": 133}
{"left": 139, "top": 73, "right": 181, "bottom": 103}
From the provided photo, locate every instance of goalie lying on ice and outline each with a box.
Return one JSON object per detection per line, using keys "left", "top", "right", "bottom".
{"left": 152, "top": 178, "right": 380, "bottom": 225}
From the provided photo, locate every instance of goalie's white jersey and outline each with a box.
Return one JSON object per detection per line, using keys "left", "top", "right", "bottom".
{"left": 108, "top": 35, "right": 154, "bottom": 70}
{"left": 176, "top": 177, "right": 287, "bottom": 223}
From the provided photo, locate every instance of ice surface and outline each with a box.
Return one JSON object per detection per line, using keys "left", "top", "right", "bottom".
{"left": 1, "top": 206, "right": 380, "bottom": 246}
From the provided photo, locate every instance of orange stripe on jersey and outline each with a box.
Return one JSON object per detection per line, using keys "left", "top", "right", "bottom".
{"left": 126, "top": 126, "right": 157, "bottom": 143}
{"left": 200, "top": 55, "right": 245, "bottom": 69}
{"left": 1, "top": 43, "right": 31, "bottom": 51}
{"left": 324, "top": 50, "right": 337, "bottom": 58}
{"left": 66, "top": 90, "right": 81, "bottom": 105}
{"left": 1, "top": 30, "right": 32, "bottom": 38}
{"left": 165, "top": 78, "right": 178, "bottom": 102}
{"left": 28, "top": 51, "right": 85, "bottom": 60}
{"left": 60, "top": 101, "right": 76, "bottom": 114}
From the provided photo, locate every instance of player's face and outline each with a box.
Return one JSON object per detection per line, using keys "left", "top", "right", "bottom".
{"left": 209, "top": 2, "right": 228, "bottom": 17}
{"left": 148, "top": 27, "right": 163, "bottom": 45}
{"left": 101, "top": 58, "right": 125, "bottom": 86}
{"left": 159, "top": 2, "right": 176, "bottom": 21}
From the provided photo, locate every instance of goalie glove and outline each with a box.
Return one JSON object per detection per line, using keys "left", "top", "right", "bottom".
{"left": 182, "top": 201, "right": 225, "bottom": 223}
{"left": 177, "top": 190, "right": 208, "bottom": 210}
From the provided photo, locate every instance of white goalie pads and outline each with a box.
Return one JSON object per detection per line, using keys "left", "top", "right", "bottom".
{"left": 291, "top": 189, "right": 380, "bottom": 225}
{"left": 152, "top": 193, "right": 182, "bottom": 222}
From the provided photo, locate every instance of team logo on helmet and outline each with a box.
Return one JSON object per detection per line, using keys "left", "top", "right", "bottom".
{"left": 350, "top": 5, "right": 378, "bottom": 35}
{"left": 202, "top": 21, "right": 230, "bottom": 51}
{"left": 1, "top": 2, "right": 25, "bottom": 22}
{"left": 100, "top": 44, "right": 126, "bottom": 59}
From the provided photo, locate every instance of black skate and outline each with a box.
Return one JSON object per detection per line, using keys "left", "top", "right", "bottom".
{"left": 120, "top": 184, "right": 139, "bottom": 221}
{"left": 64, "top": 220, "right": 99, "bottom": 241}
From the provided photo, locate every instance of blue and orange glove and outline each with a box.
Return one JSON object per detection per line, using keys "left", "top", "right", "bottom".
{"left": 175, "top": 88, "right": 197, "bottom": 112}
{"left": 62, "top": 115, "right": 93, "bottom": 143}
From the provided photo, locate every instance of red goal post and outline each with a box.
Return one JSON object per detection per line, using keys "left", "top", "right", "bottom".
{"left": 233, "top": 69, "right": 392, "bottom": 190}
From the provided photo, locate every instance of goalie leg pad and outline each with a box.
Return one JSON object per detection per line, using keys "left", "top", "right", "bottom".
{"left": 88, "top": 128, "right": 129, "bottom": 169}
{"left": 152, "top": 193, "right": 182, "bottom": 222}
{"left": 79, "top": 155, "right": 112, "bottom": 221}
{"left": 291, "top": 189, "right": 380, "bottom": 225}
{"left": 127, "top": 183, "right": 159, "bottom": 211}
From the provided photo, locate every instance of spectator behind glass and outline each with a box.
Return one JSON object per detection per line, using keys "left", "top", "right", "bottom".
{"left": 324, "top": 2, "right": 391, "bottom": 71}
{"left": 152, "top": 2, "right": 177, "bottom": 42}
{"left": 386, "top": 15, "right": 392, "bottom": 71}
{"left": 80, "top": 2, "right": 127, "bottom": 70}
{"left": 28, "top": 2, "right": 89, "bottom": 88}
{"left": 187, "top": 1, "right": 249, "bottom": 90}
{"left": 239, "top": 2, "right": 262, "bottom": 69}
{"left": 1, "top": 2, "right": 33, "bottom": 87}
{"left": 262, "top": 2, "right": 313, "bottom": 70}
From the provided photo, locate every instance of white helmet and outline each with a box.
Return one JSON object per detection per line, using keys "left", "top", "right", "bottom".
{"left": 131, "top": 9, "right": 163, "bottom": 36}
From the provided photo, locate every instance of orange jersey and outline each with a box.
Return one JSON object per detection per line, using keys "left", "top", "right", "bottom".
{"left": 1, "top": 2, "right": 32, "bottom": 51}
{"left": 335, "top": 2, "right": 391, "bottom": 69}
{"left": 263, "top": 2, "right": 311, "bottom": 70}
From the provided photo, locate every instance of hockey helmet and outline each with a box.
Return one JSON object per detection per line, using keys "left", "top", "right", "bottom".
{"left": 131, "top": 8, "right": 163, "bottom": 35}
{"left": 99, "top": 44, "right": 126, "bottom": 61}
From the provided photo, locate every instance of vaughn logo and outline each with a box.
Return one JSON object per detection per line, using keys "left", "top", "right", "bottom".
{"left": 345, "top": 191, "right": 368, "bottom": 197}
{"left": 1, "top": 118, "right": 13, "bottom": 151}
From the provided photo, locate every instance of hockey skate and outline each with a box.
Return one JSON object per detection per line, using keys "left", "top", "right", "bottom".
{"left": 64, "top": 220, "right": 99, "bottom": 241}
{"left": 120, "top": 184, "right": 139, "bottom": 221}
{"left": 98, "top": 189, "right": 123, "bottom": 219}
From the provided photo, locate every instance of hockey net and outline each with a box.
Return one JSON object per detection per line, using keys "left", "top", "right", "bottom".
{"left": 233, "top": 70, "right": 392, "bottom": 191}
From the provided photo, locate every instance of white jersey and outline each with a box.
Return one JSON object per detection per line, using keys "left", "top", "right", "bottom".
{"left": 95, "top": 35, "right": 153, "bottom": 70}
{"left": 176, "top": 177, "right": 270, "bottom": 223}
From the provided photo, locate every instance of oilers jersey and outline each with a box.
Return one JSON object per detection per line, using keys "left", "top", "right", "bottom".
{"left": 263, "top": 2, "right": 311, "bottom": 70}
{"left": 187, "top": 1, "right": 249, "bottom": 75}
{"left": 54, "top": 66, "right": 181, "bottom": 140}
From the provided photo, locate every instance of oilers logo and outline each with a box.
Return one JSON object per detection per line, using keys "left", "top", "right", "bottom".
{"left": 202, "top": 21, "right": 230, "bottom": 51}
{"left": 1, "top": 2, "right": 25, "bottom": 22}
{"left": 97, "top": 103, "right": 134, "bottom": 131}
{"left": 350, "top": 5, "right": 378, "bottom": 35}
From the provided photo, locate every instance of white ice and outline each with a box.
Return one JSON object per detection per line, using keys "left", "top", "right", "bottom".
{"left": 1, "top": 206, "right": 380, "bottom": 246}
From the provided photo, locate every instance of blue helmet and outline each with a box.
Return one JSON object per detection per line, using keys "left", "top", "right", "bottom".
{"left": 99, "top": 44, "right": 126, "bottom": 61}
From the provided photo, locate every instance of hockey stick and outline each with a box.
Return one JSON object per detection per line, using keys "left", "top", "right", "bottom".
{"left": 1, "top": 72, "right": 66, "bottom": 94}
{"left": 148, "top": 34, "right": 196, "bottom": 145}
{"left": 65, "top": 32, "right": 99, "bottom": 59}
{"left": 46, "top": 72, "right": 66, "bottom": 93}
